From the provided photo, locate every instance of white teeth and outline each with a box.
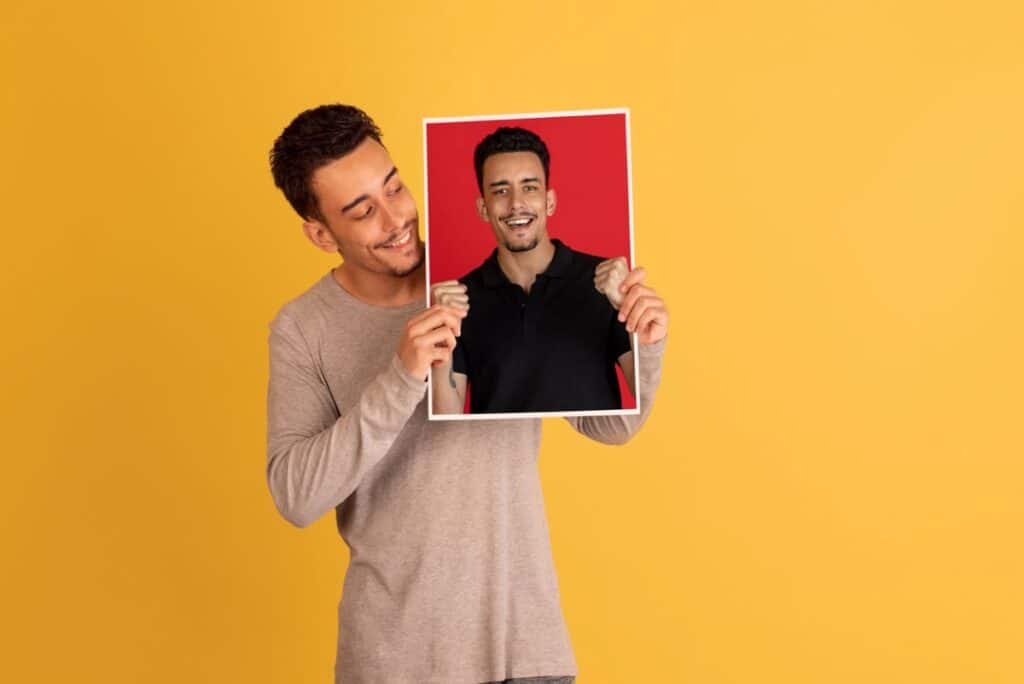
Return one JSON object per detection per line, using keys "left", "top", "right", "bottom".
{"left": 383, "top": 230, "right": 411, "bottom": 248}
{"left": 505, "top": 217, "right": 532, "bottom": 227}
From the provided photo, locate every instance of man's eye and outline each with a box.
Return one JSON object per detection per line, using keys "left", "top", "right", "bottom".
{"left": 387, "top": 183, "right": 403, "bottom": 196}
{"left": 356, "top": 206, "right": 374, "bottom": 220}
{"left": 524, "top": 185, "right": 537, "bottom": 192}
{"left": 493, "top": 188, "right": 507, "bottom": 195}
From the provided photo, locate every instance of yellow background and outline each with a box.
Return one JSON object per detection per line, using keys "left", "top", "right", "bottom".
{"left": 3, "top": 1, "right": 1022, "bottom": 682}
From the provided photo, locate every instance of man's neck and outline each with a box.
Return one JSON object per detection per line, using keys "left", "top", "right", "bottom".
{"left": 496, "top": 238, "right": 555, "bottom": 294}
{"left": 333, "top": 261, "right": 425, "bottom": 307}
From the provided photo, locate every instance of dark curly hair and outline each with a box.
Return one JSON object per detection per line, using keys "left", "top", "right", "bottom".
{"left": 270, "top": 104, "right": 382, "bottom": 221}
{"left": 473, "top": 126, "right": 550, "bottom": 193}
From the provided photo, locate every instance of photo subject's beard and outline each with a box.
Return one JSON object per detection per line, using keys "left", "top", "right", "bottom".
{"left": 506, "top": 238, "right": 540, "bottom": 253}
{"left": 498, "top": 211, "right": 540, "bottom": 254}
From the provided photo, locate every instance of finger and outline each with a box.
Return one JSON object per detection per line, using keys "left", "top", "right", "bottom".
{"left": 432, "top": 328, "right": 457, "bottom": 352}
{"left": 594, "top": 264, "right": 624, "bottom": 281}
{"left": 595, "top": 271, "right": 625, "bottom": 292}
{"left": 418, "top": 325, "right": 457, "bottom": 351}
{"left": 428, "top": 329, "right": 457, "bottom": 363}
{"left": 435, "top": 303, "right": 469, "bottom": 319}
{"left": 595, "top": 261, "right": 628, "bottom": 303}
{"left": 633, "top": 305, "right": 667, "bottom": 339}
{"left": 430, "top": 283, "right": 467, "bottom": 306}
{"left": 411, "top": 305, "right": 467, "bottom": 329}
{"left": 434, "top": 306, "right": 466, "bottom": 337}
{"left": 424, "top": 309, "right": 463, "bottom": 339}
{"left": 626, "top": 296, "right": 657, "bottom": 332}
{"left": 619, "top": 266, "right": 647, "bottom": 293}
{"left": 408, "top": 307, "right": 465, "bottom": 338}
{"left": 432, "top": 283, "right": 467, "bottom": 297}
{"left": 623, "top": 291, "right": 659, "bottom": 329}
{"left": 437, "top": 294, "right": 470, "bottom": 309}
{"left": 597, "top": 279, "right": 625, "bottom": 310}
{"left": 617, "top": 285, "right": 655, "bottom": 322}
{"left": 408, "top": 303, "right": 450, "bottom": 325}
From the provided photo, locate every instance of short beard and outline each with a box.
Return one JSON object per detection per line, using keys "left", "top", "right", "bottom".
{"left": 389, "top": 244, "right": 425, "bottom": 277}
{"left": 505, "top": 238, "right": 539, "bottom": 253}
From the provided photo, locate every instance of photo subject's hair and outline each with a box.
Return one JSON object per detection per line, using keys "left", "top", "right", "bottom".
{"left": 473, "top": 126, "right": 551, "bottom": 192}
{"left": 270, "top": 104, "right": 382, "bottom": 221}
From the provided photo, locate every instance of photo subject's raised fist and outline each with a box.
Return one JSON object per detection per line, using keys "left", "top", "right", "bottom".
{"left": 430, "top": 280, "right": 470, "bottom": 312}
{"left": 594, "top": 256, "right": 629, "bottom": 309}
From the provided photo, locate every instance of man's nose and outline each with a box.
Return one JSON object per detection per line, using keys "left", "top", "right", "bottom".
{"left": 380, "top": 199, "right": 404, "bottom": 232}
{"left": 509, "top": 188, "right": 527, "bottom": 210}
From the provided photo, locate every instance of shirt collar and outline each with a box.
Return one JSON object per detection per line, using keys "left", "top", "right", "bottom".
{"left": 480, "top": 239, "right": 573, "bottom": 289}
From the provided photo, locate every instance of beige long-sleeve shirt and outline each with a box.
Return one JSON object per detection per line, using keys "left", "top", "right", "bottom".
{"left": 266, "top": 271, "right": 665, "bottom": 683}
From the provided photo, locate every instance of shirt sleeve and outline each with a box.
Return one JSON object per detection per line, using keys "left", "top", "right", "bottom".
{"left": 565, "top": 336, "right": 667, "bottom": 444}
{"left": 266, "top": 312, "right": 426, "bottom": 527}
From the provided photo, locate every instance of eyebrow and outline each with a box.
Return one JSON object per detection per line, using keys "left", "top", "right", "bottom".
{"left": 340, "top": 167, "right": 400, "bottom": 214}
{"left": 487, "top": 176, "right": 541, "bottom": 189}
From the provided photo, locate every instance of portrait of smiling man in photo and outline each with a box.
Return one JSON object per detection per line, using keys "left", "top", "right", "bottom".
{"left": 427, "top": 116, "right": 668, "bottom": 416}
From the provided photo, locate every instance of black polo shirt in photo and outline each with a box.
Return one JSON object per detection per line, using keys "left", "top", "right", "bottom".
{"left": 452, "top": 239, "right": 633, "bottom": 413}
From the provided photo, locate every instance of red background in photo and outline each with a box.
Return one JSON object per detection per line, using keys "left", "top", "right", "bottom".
{"left": 425, "top": 112, "right": 636, "bottom": 410}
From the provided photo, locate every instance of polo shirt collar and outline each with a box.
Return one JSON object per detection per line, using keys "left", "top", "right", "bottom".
{"left": 480, "top": 239, "right": 573, "bottom": 289}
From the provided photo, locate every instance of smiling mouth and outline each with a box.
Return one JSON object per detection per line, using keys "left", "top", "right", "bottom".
{"left": 502, "top": 215, "right": 535, "bottom": 229}
{"left": 379, "top": 229, "right": 413, "bottom": 249}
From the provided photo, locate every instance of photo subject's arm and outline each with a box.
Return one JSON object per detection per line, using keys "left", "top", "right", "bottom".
{"left": 428, "top": 279, "right": 470, "bottom": 415}
{"left": 619, "top": 348, "right": 637, "bottom": 399}
{"left": 265, "top": 312, "right": 426, "bottom": 528}
{"left": 430, "top": 357, "right": 467, "bottom": 414}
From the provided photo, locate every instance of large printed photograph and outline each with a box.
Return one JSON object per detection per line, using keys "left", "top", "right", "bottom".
{"left": 424, "top": 109, "right": 640, "bottom": 419}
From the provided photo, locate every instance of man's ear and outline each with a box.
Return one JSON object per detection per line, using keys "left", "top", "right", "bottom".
{"left": 302, "top": 218, "right": 341, "bottom": 255}
{"left": 546, "top": 188, "right": 557, "bottom": 216}
{"left": 476, "top": 197, "right": 489, "bottom": 222}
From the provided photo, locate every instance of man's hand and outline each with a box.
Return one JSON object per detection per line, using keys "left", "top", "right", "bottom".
{"left": 596, "top": 259, "right": 669, "bottom": 345}
{"left": 397, "top": 305, "right": 467, "bottom": 380}
{"left": 594, "top": 256, "right": 629, "bottom": 309}
{"left": 430, "top": 280, "right": 469, "bottom": 312}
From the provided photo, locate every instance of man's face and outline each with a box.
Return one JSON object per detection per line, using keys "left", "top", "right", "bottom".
{"left": 476, "top": 151, "right": 556, "bottom": 253}
{"left": 304, "top": 138, "right": 422, "bottom": 277}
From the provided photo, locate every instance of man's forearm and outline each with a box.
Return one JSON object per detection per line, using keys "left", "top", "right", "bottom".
{"left": 267, "top": 312, "right": 427, "bottom": 527}
{"left": 566, "top": 336, "right": 666, "bottom": 444}
{"left": 267, "top": 354, "right": 426, "bottom": 527}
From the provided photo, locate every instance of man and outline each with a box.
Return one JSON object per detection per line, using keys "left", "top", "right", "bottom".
{"left": 266, "top": 104, "right": 668, "bottom": 683}
{"left": 431, "top": 126, "right": 661, "bottom": 415}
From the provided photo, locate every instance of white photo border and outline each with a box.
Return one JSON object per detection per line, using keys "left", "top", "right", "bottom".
{"left": 423, "top": 107, "right": 640, "bottom": 421}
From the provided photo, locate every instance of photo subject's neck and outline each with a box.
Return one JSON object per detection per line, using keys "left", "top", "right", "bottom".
{"left": 333, "top": 262, "right": 425, "bottom": 308}
{"left": 497, "top": 238, "right": 555, "bottom": 294}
